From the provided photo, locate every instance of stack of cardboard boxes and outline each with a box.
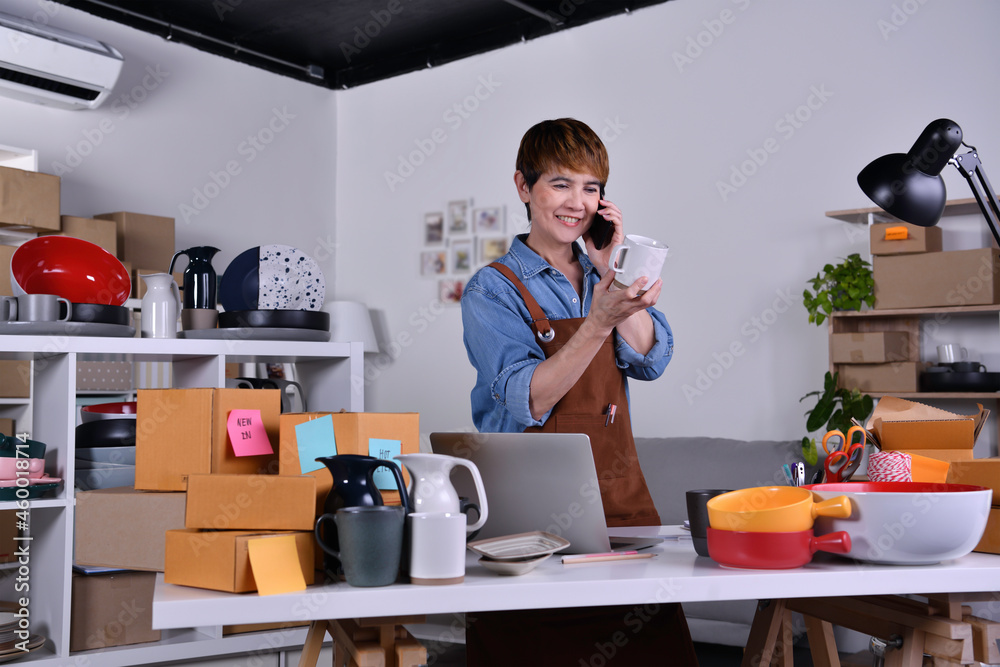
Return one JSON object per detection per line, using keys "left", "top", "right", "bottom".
{"left": 72, "top": 388, "right": 420, "bottom": 648}
{"left": 949, "top": 459, "right": 1000, "bottom": 555}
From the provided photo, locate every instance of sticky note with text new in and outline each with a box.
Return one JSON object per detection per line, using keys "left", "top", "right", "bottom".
{"left": 247, "top": 535, "right": 306, "bottom": 596}
{"left": 368, "top": 438, "right": 401, "bottom": 490}
{"left": 227, "top": 409, "right": 273, "bottom": 457}
{"left": 295, "top": 414, "right": 336, "bottom": 474}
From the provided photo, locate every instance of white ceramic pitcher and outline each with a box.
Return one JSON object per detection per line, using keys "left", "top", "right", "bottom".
{"left": 394, "top": 453, "right": 488, "bottom": 533}
{"left": 140, "top": 273, "right": 181, "bottom": 339}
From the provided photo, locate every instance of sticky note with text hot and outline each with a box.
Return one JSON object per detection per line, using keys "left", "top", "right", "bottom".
{"left": 295, "top": 414, "right": 336, "bottom": 474}
{"left": 226, "top": 409, "right": 274, "bottom": 457}
{"left": 247, "top": 535, "right": 306, "bottom": 596}
{"left": 369, "top": 437, "right": 401, "bottom": 489}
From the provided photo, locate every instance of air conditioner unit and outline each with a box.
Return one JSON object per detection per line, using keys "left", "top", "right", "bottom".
{"left": 0, "top": 11, "right": 123, "bottom": 110}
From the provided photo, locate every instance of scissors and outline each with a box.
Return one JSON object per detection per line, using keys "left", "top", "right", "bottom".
{"left": 822, "top": 425, "right": 866, "bottom": 483}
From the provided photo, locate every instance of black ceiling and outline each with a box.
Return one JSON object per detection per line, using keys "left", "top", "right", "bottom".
{"left": 52, "top": 0, "right": 670, "bottom": 89}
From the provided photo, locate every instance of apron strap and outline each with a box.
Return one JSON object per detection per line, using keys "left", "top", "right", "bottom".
{"left": 488, "top": 262, "right": 555, "bottom": 342}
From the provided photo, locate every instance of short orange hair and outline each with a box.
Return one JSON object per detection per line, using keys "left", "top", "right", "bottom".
{"left": 515, "top": 118, "right": 609, "bottom": 190}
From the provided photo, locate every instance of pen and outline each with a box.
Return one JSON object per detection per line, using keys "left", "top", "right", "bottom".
{"left": 562, "top": 552, "right": 656, "bottom": 565}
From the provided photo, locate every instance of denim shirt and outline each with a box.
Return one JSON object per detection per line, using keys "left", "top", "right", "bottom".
{"left": 461, "top": 234, "right": 674, "bottom": 433}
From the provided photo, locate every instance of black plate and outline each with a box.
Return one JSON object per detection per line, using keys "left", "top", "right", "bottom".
{"left": 218, "top": 309, "right": 330, "bottom": 331}
{"left": 919, "top": 371, "right": 1000, "bottom": 392}
{"left": 71, "top": 303, "right": 131, "bottom": 326}
{"left": 76, "top": 418, "right": 136, "bottom": 448}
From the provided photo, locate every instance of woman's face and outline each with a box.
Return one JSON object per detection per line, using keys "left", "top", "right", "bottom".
{"left": 517, "top": 168, "right": 602, "bottom": 247}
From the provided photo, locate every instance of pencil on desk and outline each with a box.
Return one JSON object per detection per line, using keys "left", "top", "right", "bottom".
{"left": 561, "top": 552, "right": 657, "bottom": 565}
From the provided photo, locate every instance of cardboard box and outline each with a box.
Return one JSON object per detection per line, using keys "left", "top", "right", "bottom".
{"left": 0, "top": 418, "right": 13, "bottom": 437}
{"left": 831, "top": 332, "right": 910, "bottom": 364}
{"left": 70, "top": 571, "right": 160, "bottom": 650}
{"left": 0, "top": 360, "right": 30, "bottom": 398}
{"left": 0, "top": 165, "right": 59, "bottom": 231}
{"left": 973, "top": 507, "right": 1000, "bottom": 555}
{"left": 76, "top": 361, "right": 132, "bottom": 391}
{"left": 135, "top": 388, "right": 281, "bottom": 491}
{"left": 185, "top": 474, "right": 317, "bottom": 530}
{"left": 874, "top": 248, "right": 1000, "bottom": 309}
{"left": 868, "top": 397, "right": 986, "bottom": 462}
{"left": 0, "top": 245, "right": 15, "bottom": 296}
{"left": 870, "top": 222, "right": 943, "bottom": 256}
{"left": 95, "top": 211, "right": 175, "bottom": 273}
{"left": 40, "top": 216, "right": 117, "bottom": 255}
{"left": 278, "top": 412, "right": 420, "bottom": 512}
{"left": 164, "top": 529, "right": 315, "bottom": 593}
{"left": 838, "top": 362, "right": 921, "bottom": 393}
{"left": 0, "top": 510, "right": 16, "bottom": 563}
{"left": 948, "top": 459, "right": 1000, "bottom": 505}
{"left": 75, "top": 487, "right": 187, "bottom": 571}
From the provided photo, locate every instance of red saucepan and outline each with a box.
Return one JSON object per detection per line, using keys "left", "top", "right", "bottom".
{"left": 706, "top": 527, "right": 851, "bottom": 569}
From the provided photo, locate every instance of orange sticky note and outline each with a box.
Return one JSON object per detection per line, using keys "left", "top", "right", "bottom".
{"left": 884, "top": 225, "right": 909, "bottom": 241}
{"left": 247, "top": 535, "right": 306, "bottom": 596}
{"left": 227, "top": 409, "right": 274, "bottom": 457}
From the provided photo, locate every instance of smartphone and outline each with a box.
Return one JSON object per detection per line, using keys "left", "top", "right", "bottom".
{"left": 589, "top": 186, "right": 612, "bottom": 250}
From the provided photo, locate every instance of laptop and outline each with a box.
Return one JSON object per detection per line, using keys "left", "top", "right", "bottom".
{"left": 429, "top": 431, "right": 663, "bottom": 554}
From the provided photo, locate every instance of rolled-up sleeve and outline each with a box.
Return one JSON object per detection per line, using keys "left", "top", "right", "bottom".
{"left": 462, "top": 285, "right": 550, "bottom": 430}
{"left": 614, "top": 306, "right": 673, "bottom": 381}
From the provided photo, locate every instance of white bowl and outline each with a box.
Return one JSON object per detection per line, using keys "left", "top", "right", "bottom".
{"left": 807, "top": 482, "right": 992, "bottom": 565}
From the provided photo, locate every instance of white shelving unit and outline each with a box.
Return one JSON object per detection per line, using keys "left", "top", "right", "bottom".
{"left": 0, "top": 334, "right": 364, "bottom": 665}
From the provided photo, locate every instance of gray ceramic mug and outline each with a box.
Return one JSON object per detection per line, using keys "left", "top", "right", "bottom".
{"left": 0, "top": 294, "right": 72, "bottom": 322}
{"left": 314, "top": 505, "right": 403, "bottom": 587}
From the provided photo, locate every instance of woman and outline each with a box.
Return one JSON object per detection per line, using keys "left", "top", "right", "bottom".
{"left": 461, "top": 118, "right": 696, "bottom": 665}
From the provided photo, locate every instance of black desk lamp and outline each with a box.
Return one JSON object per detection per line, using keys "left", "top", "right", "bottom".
{"left": 857, "top": 118, "right": 1000, "bottom": 247}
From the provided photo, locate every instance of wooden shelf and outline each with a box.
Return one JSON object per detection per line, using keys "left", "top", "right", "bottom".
{"left": 866, "top": 392, "right": 1000, "bottom": 400}
{"left": 832, "top": 304, "right": 1000, "bottom": 318}
{"left": 826, "top": 197, "right": 981, "bottom": 223}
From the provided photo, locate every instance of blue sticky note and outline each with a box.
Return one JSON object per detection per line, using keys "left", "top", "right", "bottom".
{"left": 368, "top": 438, "right": 402, "bottom": 490}
{"left": 295, "top": 415, "right": 336, "bottom": 474}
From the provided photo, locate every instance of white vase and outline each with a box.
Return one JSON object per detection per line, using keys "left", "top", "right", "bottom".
{"left": 140, "top": 273, "right": 180, "bottom": 339}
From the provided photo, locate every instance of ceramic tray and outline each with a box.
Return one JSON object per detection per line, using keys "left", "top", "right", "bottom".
{"left": 179, "top": 327, "right": 331, "bottom": 342}
{"left": 0, "top": 321, "right": 134, "bottom": 337}
{"left": 467, "top": 531, "right": 570, "bottom": 560}
{"left": 0, "top": 479, "right": 61, "bottom": 501}
{"left": 478, "top": 553, "right": 552, "bottom": 576}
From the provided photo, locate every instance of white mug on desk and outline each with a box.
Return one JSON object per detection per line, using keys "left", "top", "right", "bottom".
{"left": 937, "top": 343, "right": 968, "bottom": 365}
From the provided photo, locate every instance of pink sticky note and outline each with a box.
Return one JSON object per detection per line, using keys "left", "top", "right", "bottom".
{"left": 227, "top": 409, "right": 274, "bottom": 457}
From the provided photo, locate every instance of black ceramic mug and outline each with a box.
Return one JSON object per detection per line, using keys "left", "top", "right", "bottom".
{"left": 686, "top": 489, "right": 733, "bottom": 557}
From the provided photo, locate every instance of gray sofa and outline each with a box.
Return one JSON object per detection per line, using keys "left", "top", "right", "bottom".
{"left": 634, "top": 435, "right": 819, "bottom": 647}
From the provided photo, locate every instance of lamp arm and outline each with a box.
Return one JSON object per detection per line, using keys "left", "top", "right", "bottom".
{"left": 951, "top": 147, "right": 1000, "bottom": 248}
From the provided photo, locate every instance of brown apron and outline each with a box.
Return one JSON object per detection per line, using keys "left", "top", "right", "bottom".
{"left": 489, "top": 262, "right": 660, "bottom": 527}
{"left": 464, "top": 265, "right": 697, "bottom": 667}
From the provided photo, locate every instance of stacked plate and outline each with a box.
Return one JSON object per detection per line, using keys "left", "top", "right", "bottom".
{"left": 467, "top": 531, "right": 570, "bottom": 576}
{"left": 75, "top": 402, "right": 136, "bottom": 491}
{"left": 0, "top": 608, "right": 45, "bottom": 662}
{"left": 188, "top": 244, "right": 331, "bottom": 342}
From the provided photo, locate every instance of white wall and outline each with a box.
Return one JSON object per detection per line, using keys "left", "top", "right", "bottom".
{"left": 336, "top": 0, "right": 1000, "bottom": 455}
{"left": 0, "top": 0, "right": 337, "bottom": 279}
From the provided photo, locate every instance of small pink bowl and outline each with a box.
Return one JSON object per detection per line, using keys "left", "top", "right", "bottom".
{"left": 0, "top": 457, "right": 45, "bottom": 480}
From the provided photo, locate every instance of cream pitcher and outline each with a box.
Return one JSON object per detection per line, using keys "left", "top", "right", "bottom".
{"left": 140, "top": 273, "right": 181, "bottom": 339}
{"left": 394, "top": 453, "right": 489, "bottom": 534}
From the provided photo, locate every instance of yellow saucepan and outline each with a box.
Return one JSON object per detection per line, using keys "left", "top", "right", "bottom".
{"left": 707, "top": 486, "right": 852, "bottom": 533}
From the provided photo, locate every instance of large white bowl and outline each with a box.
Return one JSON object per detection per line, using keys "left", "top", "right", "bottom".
{"left": 807, "top": 482, "right": 992, "bottom": 565}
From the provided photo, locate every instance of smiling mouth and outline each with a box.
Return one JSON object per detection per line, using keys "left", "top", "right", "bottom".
{"left": 556, "top": 215, "right": 582, "bottom": 224}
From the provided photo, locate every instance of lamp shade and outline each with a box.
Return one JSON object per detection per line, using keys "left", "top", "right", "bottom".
{"left": 326, "top": 301, "right": 379, "bottom": 353}
{"left": 857, "top": 118, "right": 964, "bottom": 227}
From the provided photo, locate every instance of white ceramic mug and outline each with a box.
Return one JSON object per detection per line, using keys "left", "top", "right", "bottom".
{"left": 408, "top": 512, "right": 466, "bottom": 585}
{"left": 937, "top": 343, "right": 968, "bottom": 364}
{"left": 0, "top": 294, "right": 72, "bottom": 322}
{"left": 609, "top": 235, "right": 669, "bottom": 294}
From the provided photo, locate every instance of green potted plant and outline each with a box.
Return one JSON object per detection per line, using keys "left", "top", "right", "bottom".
{"left": 799, "top": 372, "right": 874, "bottom": 464}
{"left": 802, "top": 253, "right": 875, "bottom": 325}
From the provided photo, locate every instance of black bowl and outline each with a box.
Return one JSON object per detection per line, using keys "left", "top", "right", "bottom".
{"left": 218, "top": 309, "right": 330, "bottom": 331}
{"left": 71, "top": 303, "right": 132, "bottom": 326}
{"left": 919, "top": 371, "right": 1000, "bottom": 392}
{"left": 75, "top": 418, "right": 136, "bottom": 448}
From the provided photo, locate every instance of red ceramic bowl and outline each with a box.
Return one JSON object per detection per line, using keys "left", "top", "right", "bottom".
{"left": 11, "top": 237, "right": 131, "bottom": 306}
{"left": 80, "top": 401, "right": 138, "bottom": 423}
{"left": 706, "top": 527, "right": 851, "bottom": 569}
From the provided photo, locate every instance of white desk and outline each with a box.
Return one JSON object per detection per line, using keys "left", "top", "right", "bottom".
{"left": 152, "top": 526, "right": 1000, "bottom": 630}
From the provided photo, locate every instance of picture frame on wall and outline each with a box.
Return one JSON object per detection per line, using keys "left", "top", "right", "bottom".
{"left": 450, "top": 239, "right": 474, "bottom": 274}
{"left": 420, "top": 250, "right": 447, "bottom": 276}
{"left": 424, "top": 212, "right": 444, "bottom": 244}
{"left": 473, "top": 206, "right": 504, "bottom": 234}
{"left": 478, "top": 236, "right": 508, "bottom": 265}
{"left": 447, "top": 200, "right": 470, "bottom": 236}
{"left": 439, "top": 279, "right": 465, "bottom": 305}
